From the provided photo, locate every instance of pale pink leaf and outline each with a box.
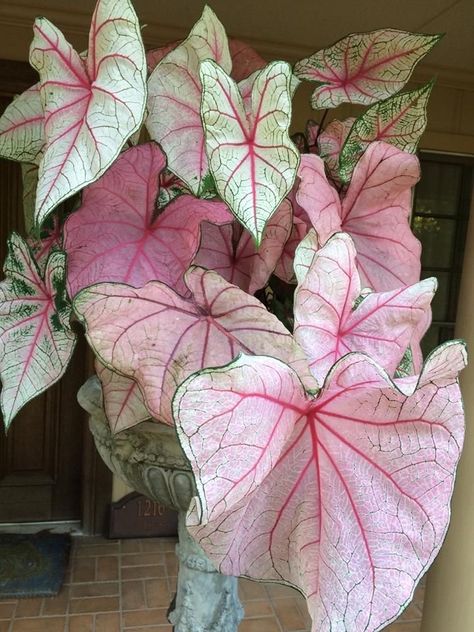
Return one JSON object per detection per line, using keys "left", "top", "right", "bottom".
{"left": 339, "top": 82, "right": 433, "bottom": 183}
{"left": 274, "top": 217, "right": 308, "bottom": 284}
{"left": 293, "top": 228, "right": 319, "bottom": 285}
{"left": 174, "top": 342, "right": 466, "bottom": 631}
{"left": 96, "top": 361, "right": 150, "bottom": 433}
{"left": 146, "top": 6, "right": 231, "bottom": 195}
{"left": 294, "top": 30, "right": 441, "bottom": 109}
{"left": 195, "top": 199, "right": 293, "bottom": 294}
{"left": 296, "top": 154, "right": 341, "bottom": 245}
{"left": 73, "top": 266, "right": 312, "bottom": 426}
{"left": 317, "top": 117, "right": 355, "bottom": 183}
{"left": 293, "top": 232, "right": 436, "bottom": 382}
{"left": 30, "top": 0, "right": 147, "bottom": 225}
{"left": 0, "top": 233, "right": 76, "bottom": 427}
{"left": 341, "top": 141, "right": 422, "bottom": 291}
{"left": 200, "top": 59, "right": 300, "bottom": 245}
{"left": 146, "top": 41, "right": 179, "bottom": 73}
{"left": 0, "top": 83, "right": 44, "bottom": 164}
{"left": 64, "top": 143, "right": 232, "bottom": 297}
{"left": 306, "top": 120, "right": 319, "bottom": 153}
{"left": 229, "top": 39, "right": 266, "bottom": 81}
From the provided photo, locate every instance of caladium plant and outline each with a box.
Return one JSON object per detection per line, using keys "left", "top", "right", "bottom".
{"left": 0, "top": 1, "right": 466, "bottom": 631}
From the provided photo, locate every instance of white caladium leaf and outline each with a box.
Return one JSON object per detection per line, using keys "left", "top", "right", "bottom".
{"left": 293, "top": 232, "right": 436, "bottom": 382}
{"left": 296, "top": 142, "right": 422, "bottom": 292}
{"left": 293, "top": 228, "right": 319, "bottom": 285}
{"left": 74, "top": 266, "right": 313, "bottom": 426}
{"left": 174, "top": 342, "right": 466, "bottom": 632}
{"left": 146, "top": 6, "right": 231, "bottom": 195}
{"left": 0, "top": 233, "right": 76, "bottom": 427}
{"left": 64, "top": 143, "right": 232, "bottom": 297}
{"left": 339, "top": 82, "right": 433, "bottom": 183}
{"left": 274, "top": 217, "right": 309, "bottom": 284}
{"left": 296, "top": 154, "right": 341, "bottom": 244}
{"left": 194, "top": 199, "right": 293, "bottom": 294}
{"left": 200, "top": 59, "right": 300, "bottom": 245}
{"left": 30, "top": 0, "right": 147, "bottom": 225}
{"left": 317, "top": 117, "right": 356, "bottom": 184}
{"left": 294, "top": 30, "right": 441, "bottom": 109}
{"left": 96, "top": 361, "right": 150, "bottom": 433}
{"left": 0, "top": 83, "right": 44, "bottom": 164}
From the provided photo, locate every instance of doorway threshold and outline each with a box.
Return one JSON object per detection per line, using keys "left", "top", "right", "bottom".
{"left": 0, "top": 520, "right": 82, "bottom": 534}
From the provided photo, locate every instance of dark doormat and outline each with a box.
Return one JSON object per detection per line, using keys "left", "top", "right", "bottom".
{"left": 0, "top": 532, "right": 71, "bottom": 598}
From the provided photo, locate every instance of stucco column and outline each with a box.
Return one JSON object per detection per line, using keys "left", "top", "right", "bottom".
{"left": 421, "top": 188, "right": 474, "bottom": 632}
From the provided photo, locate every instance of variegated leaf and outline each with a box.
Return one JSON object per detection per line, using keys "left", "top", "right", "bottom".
{"left": 339, "top": 82, "right": 433, "bottom": 183}
{"left": 201, "top": 59, "right": 299, "bottom": 245}
{"left": 317, "top": 117, "right": 355, "bottom": 184}
{"left": 0, "top": 233, "right": 76, "bottom": 427}
{"left": 0, "top": 83, "right": 44, "bottom": 164}
{"left": 294, "top": 30, "right": 441, "bottom": 109}
{"left": 146, "top": 6, "right": 231, "bottom": 195}
{"left": 30, "top": 0, "right": 147, "bottom": 225}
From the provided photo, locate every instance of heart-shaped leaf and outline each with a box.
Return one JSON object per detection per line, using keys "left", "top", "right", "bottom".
{"left": 0, "top": 83, "right": 44, "bottom": 164}
{"left": 194, "top": 199, "right": 293, "bottom": 294}
{"left": 30, "top": 0, "right": 147, "bottom": 225}
{"left": 96, "top": 361, "right": 150, "bottom": 433}
{"left": 174, "top": 341, "right": 466, "bottom": 631}
{"left": 64, "top": 143, "right": 232, "bottom": 297}
{"left": 294, "top": 30, "right": 441, "bottom": 109}
{"left": 229, "top": 39, "right": 266, "bottom": 81}
{"left": 293, "top": 232, "right": 436, "bottom": 382}
{"left": 317, "top": 117, "right": 356, "bottom": 184}
{"left": 296, "top": 142, "right": 422, "bottom": 292}
{"left": 146, "top": 6, "right": 231, "bottom": 195}
{"left": 274, "top": 217, "right": 309, "bottom": 284}
{"left": 339, "top": 82, "right": 433, "bottom": 183}
{"left": 200, "top": 59, "right": 300, "bottom": 245}
{"left": 0, "top": 233, "right": 76, "bottom": 427}
{"left": 74, "top": 266, "right": 312, "bottom": 426}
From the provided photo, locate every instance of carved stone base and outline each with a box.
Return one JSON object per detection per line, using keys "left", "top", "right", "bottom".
{"left": 78, "top": 377, "right": 244, "bottom": 631}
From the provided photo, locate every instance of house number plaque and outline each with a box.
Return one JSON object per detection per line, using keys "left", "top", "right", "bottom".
{"left": 109, "top": 491, "right": 178, "bottom": 538}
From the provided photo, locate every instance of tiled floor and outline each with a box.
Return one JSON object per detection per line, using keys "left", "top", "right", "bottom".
{"left": 0, "top": 536, "right": 424, "bottom": 631}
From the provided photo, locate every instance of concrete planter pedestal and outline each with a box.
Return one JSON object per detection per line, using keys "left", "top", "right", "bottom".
{"left": 78, "top": 377, "right": 244, "bottom": 632}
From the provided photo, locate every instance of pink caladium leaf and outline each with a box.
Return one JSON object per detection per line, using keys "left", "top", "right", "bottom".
{"left": 274, "top": 217, "right": 309, "bottom": 284}
{"left": 0, "top": 83, "right": 44, "bottom": 164}
{"left": 296, "top": 154, "right": 341, "bottom": 245}
{"left": 29, "top": 0, "right": 147, "bottom": 225}
{"left": 341, "top": 142, "right": 422, "bottom": 291}
{"left": 293, "top": 232, "right": 436, "bottom": 382}
{"left": 296, "top": 142, "right": 422, "bottom": 292}
{"left": 339, "top": 82, "right": 433, "bottom": 183}
{"left": 0, "top": 233, "right": 76, "bottom": 428}
{"left": 146, "top": 7, "right": 231, "bottom": 195}
{"left": 96, "top": 361, "right": 150, "bottom": 433}
{"left": 229, "top": 39, "right": 266, "bottom": 81}
{"left": 64, "top": 143, "right": 232, "bottom": 297}
{"left": 200, "top": 59, "right": 300, "bottom": 245}
{"left": 317, "top": 117, "right": 356, "bottom": 184}
{"left": 194, "top": 199, "right": 293, "bottom": 294}
{"left": 146, "top": 41, "right": 180, "bottom": 73}
{"left": 73, "top": 266, "right": 313, "bottom": 426}
{"left": 174, "top": 341, "right": 466, "bottom": 632}
{"left": 294, "top": 30, "right": 441, "bottom": 109}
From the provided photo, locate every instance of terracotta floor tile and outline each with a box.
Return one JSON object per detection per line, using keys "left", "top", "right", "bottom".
{"left": 272, "top": 597, "right": 308, "bottom": 631}
{"left": 122, "top": 607, "right": 168, "bottom": 627}
{"left": 14, "top": 598, "right": 43, "bottom": 618}
{"left": 240, "top": 617, "right": 281, "bottom": 632}
{"left": 121, "top": 580, "right": 146, "bottom": 611}
{"left": 96, "top": 556, "right": 119, "bottom": 581}
{"left": 239, "top": 578, "right": 268, "bottom": 601}
{"left": 124, "top": 627, "right": 173, "bottom": 632}
{"left": 12, "top": 616, "right": 66, "bottom": 632}
{"left": 42, "top": 588, "right": 70, "bottom": 616}
{"left": 0, "top": 621, "right": 10, "bottom": 632}
{"left": 75, "top": 544, "right": 119, "bottom": 558}
{"left": 68, "top": 614, "right": 94, "bottom": 632}
{"left": 164, "top": 552, "right": 178, "bottom": 577}
{"left": 121, "top": 553, "right": 164, "bottom": 567}
{"left": 242, "top": 600, "right": 274, "bottom": 618}
{"left": 69, "top": 596, "right": 120, "bottom": 614}
{"left": 0, "top": 601, "right": 16, "bottom": 619}
{"left": 266, "top": 582, "right": 301, "bottom": 600}
{"left": 70, "top": 581, "right": 119, "bottom": 598}
{"left": 122, "top": 564, "right": 166, "bottom": 580}
{"left": 384, "top": 623, "right": 421, "bottom": 632}
{"left": 121, "top": 539, "right": 142, "bottom": 554}
{"left": 144, "top": 578, "right": 172, "bottom": 608}
{"left": 140, "top": 539, "right": 165, "bottom": 553}
{"left": 95, "top": 612, "right": 121, "bottom": 631}
{"left": 72, "top": 557, "right": 96, "bottom": 583}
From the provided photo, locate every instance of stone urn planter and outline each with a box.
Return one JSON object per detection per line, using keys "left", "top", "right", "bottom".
{"left": 78, "top": 376, "right": 244, "bottom": 632}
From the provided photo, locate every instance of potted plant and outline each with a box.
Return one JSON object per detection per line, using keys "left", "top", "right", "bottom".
{"left": 0, "top": 0, "right": 466, "bottom": 630}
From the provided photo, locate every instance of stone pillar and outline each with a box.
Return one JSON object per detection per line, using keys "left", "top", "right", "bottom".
{"left": 421, "top": 190, "right": 474, "bottom": 632}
